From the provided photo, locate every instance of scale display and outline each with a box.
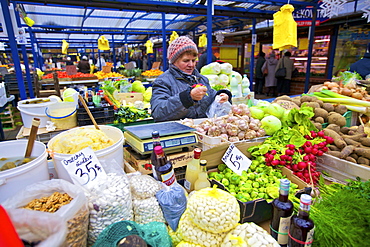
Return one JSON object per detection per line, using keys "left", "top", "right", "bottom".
{"left": 143, "top": 135, "right": 197, "bottom": 152}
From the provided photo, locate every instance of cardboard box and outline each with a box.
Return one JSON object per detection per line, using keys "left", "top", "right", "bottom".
{"left": 200, "top": 141, "right": 307, "bottom": 224}
{"left": 316, "top": 153, "right": 370, "bottom": 182}
{"left": 124, "top": 146, "right": 194, "bottom": 175}
{"left": 118, "top": 93, "right": 143, "bottom": 104}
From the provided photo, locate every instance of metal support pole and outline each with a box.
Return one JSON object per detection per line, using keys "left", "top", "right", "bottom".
{"left": 304, "top": 5, "right": 318, "bottom": 93}
{"left": 249, "top": 18, "right": 256, "bottom": 91}
{"left": 125, "top": 31, "right": 129, "bottom": 63}
{"left": 206, "top": 0, "right": 213, "bottom": 64}
{"left": 1, "top": 0, "right": 27, "bottom": 99}
{"left": 28, "top": 27, "right": 39, "bottom": 70}
{"left": 327, "top": 24, "right": 338, "bottom": 79}
{"left": 112, "top": 35, "right": 116, "bottom": 72}
{"left": 161, "top": 12, "right": 167, "bottom": 71}
{"left": 13, "top": 3, "right": 34, "bottom": 98}
{"left": 98, "top": 38, "right": 101, "bottom": 71}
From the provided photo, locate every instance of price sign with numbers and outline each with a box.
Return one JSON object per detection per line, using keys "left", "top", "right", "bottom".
{"left": 62, "top": 147, "right": 107, "bottom": 189}
{"left": 221, "top": 144, "right": 252, "bottom": 175}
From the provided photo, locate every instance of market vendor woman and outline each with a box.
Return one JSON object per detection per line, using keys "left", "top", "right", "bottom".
{"left": 151, "top": 36, "right": 231, "bottom": 122}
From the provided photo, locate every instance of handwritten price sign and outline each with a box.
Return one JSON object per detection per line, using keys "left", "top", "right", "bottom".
{"left": 221, "top": 144, "right": 251, "bottom": 175}
{"left": 62, "top": 147, "right": 107, "bottom": 188}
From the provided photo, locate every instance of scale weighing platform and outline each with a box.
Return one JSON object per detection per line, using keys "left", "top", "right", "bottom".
{"left": 123, "top": 122, "right": 198, "bottom": 155}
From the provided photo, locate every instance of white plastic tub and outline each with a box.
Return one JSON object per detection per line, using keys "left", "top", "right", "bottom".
{"left": 47, "top": 125, "right": 124, "bottom": 183}
{"left": 0, "top": 140, "right": 49, "bottom": 203}
{"left": 17, "top": 98, "right": 57, "bottom": 128}
{"left": 45, "top": 102, "right": 77, "bottom": 129}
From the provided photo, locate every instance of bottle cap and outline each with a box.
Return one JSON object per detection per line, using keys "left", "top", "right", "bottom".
{"left": 200, "top": 160, "right": 207, "bottom": 166}
{"left": 154, "top": 145, "right": 163, "bottom": 155}
{"left": 152, "top": 131, "right": 159, "bottom": 138}
{"left": 280, "top": 179, "right": 290, "bottom": 188}
{"left": 194, "top": 148, "right": 202, "bottom": 159}
{"left": 300, "top": 194, "right": 312, "bottom": 204}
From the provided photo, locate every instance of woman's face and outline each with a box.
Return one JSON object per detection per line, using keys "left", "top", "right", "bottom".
{"left": 173, "top": 53, "right": 197, "bottom": 75}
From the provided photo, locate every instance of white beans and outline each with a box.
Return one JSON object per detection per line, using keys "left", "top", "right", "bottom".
{"left": 132, "top": 197, "right": 165, "bottom": 224}
{"left": 186, "top": 187, "right": 240, "bottom": 233}
{"left": 221, "top": 222, "right": 280, "bottom": 247}
{"left": 86, "top": 173, "right": 133, "bottom": 246}
{"left": 130, "top": 175, "right": 161, "bottom": 199}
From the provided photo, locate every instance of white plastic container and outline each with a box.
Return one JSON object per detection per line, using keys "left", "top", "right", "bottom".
{"left": 48, "top": 125, "right": 124, "bottom": 183}
{"left": 0, "top": 140, "right": 49, "bottom": 203}
{"left": 17, "top": 98, "right": 57, "bottom": 128}
{"left": 45, "top": 102, "right": 77, "bottom": 129}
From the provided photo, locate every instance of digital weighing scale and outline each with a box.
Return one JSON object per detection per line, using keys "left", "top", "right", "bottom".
{"left": 124, "top": 122, "right": 198, "bottom": 155}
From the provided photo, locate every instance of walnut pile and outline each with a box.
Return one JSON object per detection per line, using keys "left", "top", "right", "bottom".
{"left": 23, "top": 192, "right": 73, "bottom": 213}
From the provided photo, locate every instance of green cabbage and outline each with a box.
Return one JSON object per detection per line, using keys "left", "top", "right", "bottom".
{"left": 131, "top": 80, "right": 146, "bottom": 93}
{"left": 143, "top": 87, "right": 152, "bottom": 102}
{"left": 218, "top": 74, "right": 229, "bottom": 86}
{"left": 204, "top": 75, "right": 220, "bottom": 87}
{"left": 228, "top": 71, "right": 242, "bottom": 84}
{"left": 200, "top": 62, "right": 221, "bottom": 75}
{"left": 220, "top": 63, "right": 233, "bottom": 75}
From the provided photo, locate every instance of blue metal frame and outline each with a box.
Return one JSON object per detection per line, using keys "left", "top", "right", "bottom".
{"left": 249, "top": 18, "right": 256, "bottom": 91}
{"left": 161, "top": 12, "right": 167, "bottom": 71}
{"left": 304, "top": 5, "right": 318, "bottom": 93}
{"left": 206, "top": 0, "right": 212, "bottom": 64}
{"left": 327, "top": 24, "right": 339, "bottom": 80}
{"left": 1, "top": 0, "right": 27, "bottom": 99}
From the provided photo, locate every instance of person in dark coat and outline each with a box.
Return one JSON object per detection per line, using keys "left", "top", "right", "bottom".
{"left": 77, "top": 56, "right": 91, "bottom": 74}
{"left": 275, "top": 51, "right": 295, "bottom": 96}
{"left": 150, "top": 36, "right": 231, "bottom": 122}
{"left": 196, "top": 47, "right": 217, "bottom": 71}
{"left": 254, "top": 52, "right": 266, "bottom": 94}
{"left": 350, "top": 43, "right": 370, "bottom": 79}
{"left": 66, "top": 57, "right": 74, "bottom": 65}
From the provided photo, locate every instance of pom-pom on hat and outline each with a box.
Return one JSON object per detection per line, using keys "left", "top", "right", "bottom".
{"left": 167, "top": 36, "right": 198, "bottom": 64}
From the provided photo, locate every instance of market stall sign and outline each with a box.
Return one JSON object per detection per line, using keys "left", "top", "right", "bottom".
{"left": 222, "top": 144, "right": 251, "bottom": 175}
{"left": 66, "top": 65, "right": 77, "bottom": 75}
{"left": 293, "top": 3, "right": 329, "bottom": 27}
{"left": 62, "top": 147, "right": 107, "bottom": 189}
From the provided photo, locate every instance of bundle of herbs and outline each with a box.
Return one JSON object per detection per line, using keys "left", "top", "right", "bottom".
{"left": 311, "top": 178, "right": 370, "bottom": 246}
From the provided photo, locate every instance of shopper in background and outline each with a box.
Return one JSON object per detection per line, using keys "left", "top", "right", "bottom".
{"left": 254, "top": 52, "right": 266, "bottom": 95}
{"left": 349, "top": 43, "right": 370, "bottom": 79}
{"left": 95, "top": 55, "right": 106, "bottom": 69}
{"left": 66, "top": 57, "right": 73, "bottom": 66}
{"left": 262, "top": 52, "right": 278, "bottom": 96}
{"left": 77, "top": 56, "right": 90, "bottom": 74}
{"left": 151, "top": 36, "right": 231, "bottom": 122}
{"left": 196, "top": 47, "right": 217, "bottom": 71}
{"left": 276, "top": 51, "right": 295, "bottom": 96}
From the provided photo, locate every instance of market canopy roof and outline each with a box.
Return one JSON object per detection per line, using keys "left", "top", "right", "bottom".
{"left": 6, "top": 0, "right": 320, "bottom": 48}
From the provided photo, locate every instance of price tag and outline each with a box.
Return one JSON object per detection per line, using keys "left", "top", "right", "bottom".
{"left": 221, "top": 144, "right": 251, "bottom": 175}
{"left": 66, "top": 65, "right": 77, "bottom": 75}
{"left": 62, "top": 147, "right": 107, "bottom": 189}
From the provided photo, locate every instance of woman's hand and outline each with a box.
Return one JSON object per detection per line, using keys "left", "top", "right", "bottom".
{"left": 190, "top": 86, "right": 207, "bottom": 101}
{"left": 218, "top": 93, "right": 229, "bottom": 103}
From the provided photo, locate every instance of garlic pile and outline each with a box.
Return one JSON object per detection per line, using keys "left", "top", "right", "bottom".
{"left": 183, "top": 103, "right": 266, "bottom": 142}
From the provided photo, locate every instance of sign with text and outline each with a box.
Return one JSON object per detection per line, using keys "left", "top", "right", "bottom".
{"left": 293, "top": 3, "right": 329, "bottom": 27}
{"left": 222, "top": 144, "right": 251, "bottom": 175}
{"left": 66, "top": 65, "right": 77, "bottom": 75}
{"left": 62, "top": 147, "right": 107, "bottom": 189}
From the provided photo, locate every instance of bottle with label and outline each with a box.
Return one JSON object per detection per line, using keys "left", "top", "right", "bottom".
{"left": 271, "top": 179, "right": 294, "bottom": 246}
{"left": 150, "top": 131, "right": 166, "bottom": 180}
{"left": 86, "top": 89, "right": 95, "bottom": 108}
{"left": 184, "top": 148, "right": 202, "bottom": 192}
{"left": 154, "top": 146, "right": 177, "bottom": 187}
{"left": 194, "top": 160, "right": 211, "bottom": 191}
{"left": 241, "top": 74, "right": 251, "bottom": 96}
{"left": 288, "top": 194, "right": 315, "bottom": 247}
{"left": 229, "top": 74, "right": 242, "bottom": 97}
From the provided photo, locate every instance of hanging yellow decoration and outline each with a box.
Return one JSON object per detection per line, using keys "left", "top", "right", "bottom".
{"left": 62, "top": 40, "right": 69, "bottom": 54}
{"left": 145, "top": 40, "right": 154, "bottom": 54}
{"left": 98, "top": 36, "right": 110, "bottom": 50}
{"left": 273, "top": 4, "right": 297, "bottom": 51}
{"left": 169, "top": 31, "right": 179, "bottom": 44}
{"left": 198, "top": 34, "right": 207, "bottom": 47}
{"left": 23, "top": 17, "right": 34, "bottom": 27}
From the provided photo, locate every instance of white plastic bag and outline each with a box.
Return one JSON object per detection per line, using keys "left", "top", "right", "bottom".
{"left": 206, "top": 95, "right": 232, "bottom": 118}
{"left": 6, "top": 208, "right": 67, "bottom": 247}
{"left": 2, "top": 179, "right": 89, "bottom": 247}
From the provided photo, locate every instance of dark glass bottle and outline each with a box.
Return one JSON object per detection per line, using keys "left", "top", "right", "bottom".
{"left": 150, "top": 131, "right": 166, "bottom": 180}
{"left": 288, "top": 194, "right": 315, "bottom": 247}
{"left": 154, "top": 146, "right": 176, "bottom": 186}
{"left": 271, "top": 179, "right": 294, "bottom": 246}
{"left": 86, "top": 89, "right": 95, "bottom": 108}
{"left": 78, "top": 90, "right": 87, "bottom": 109}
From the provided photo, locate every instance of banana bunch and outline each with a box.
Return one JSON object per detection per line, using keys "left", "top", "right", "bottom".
{"left": 169, "top": 31, "right": 179, "bottom": 44}
{"left": 198, "top": 34, "right": 207, "bottom": 47}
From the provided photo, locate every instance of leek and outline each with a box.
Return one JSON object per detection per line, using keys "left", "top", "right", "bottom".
{"left": 315, "top": 96, "right": 370, "bottom": 107}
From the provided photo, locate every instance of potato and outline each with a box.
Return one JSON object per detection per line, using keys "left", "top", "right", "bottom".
{"left": 314, "top": 108, "right": 329, "bottom": 122}
{"left": 346, "top": 156, "right": 357, "bottom": 163}
{"left": 326, "top": 124, "right": 340, "bottom": 133}
{"left": 300, "top": 95, "right": 317, "bottom": 103}
{"left": 306, "top": 102, "right": 320, "bottom": 109}
{"left": 315, "top": 117, "right": 325, "bottom": 124}
{"left": 322, "top": 103, "right": 334, "bottom": 112}
{"left": 313, "top": 122, "right": 323, "bottom": 130}
{"left": 328, "top": 112, "right": 346, "bottom": 127}
{"left": 357, "top": 156, "right": 370, "bottom": 166}
{"left": 334, "top": 105, "right": 348, "bottom": 115}
{"left": 324, "top": 129, "right": 346, "bottom": 149}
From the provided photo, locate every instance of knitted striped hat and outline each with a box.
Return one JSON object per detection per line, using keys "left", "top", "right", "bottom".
{"left": 168, "top": 36, "right": 198, "bottom": 64}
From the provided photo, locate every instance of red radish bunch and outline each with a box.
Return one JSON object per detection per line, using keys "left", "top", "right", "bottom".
{"left": 264, "top": 130, "right": 334, "bottom": 185}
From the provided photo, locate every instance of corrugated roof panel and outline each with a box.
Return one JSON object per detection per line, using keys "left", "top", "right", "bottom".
{"left": 28, "top": 15, "right": 82, "bottom": 27}
{"left": 83, "top": 17, "right": 129, "bottom": 28}
{"left": 34, "top": 33, "right": 68, "bottom": 39}
{"left": 214, "top": 0, "right": 235, "bottom": 6}
{"left": 131, "top": 20, "right": 163, "bottom": 30}
{"left": 24, "top": 5, "right": 84, "bottom": 15}
{"left": 234, "top": 3, "right": 255, "bottom": 8}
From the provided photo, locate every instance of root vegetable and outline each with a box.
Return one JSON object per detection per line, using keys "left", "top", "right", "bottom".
{"left": 350, "top": 153, "right": 359, "bottom": 160}
{"left": 229, "top": 136, "right": 240, "bottom": 142}
{"left": 340, "top": 127, "right": 350, "bottom": 134}
{"left": 315, "top": 117, "right": 324, "bottom": 124}
{"left": 357, "top": 157, "right": 370, "bottom": 166}
{"left": 326, "top": 124, "right": 341, "bottom": 133}
{"left": 237, "top": 131, "right": 246, "bottom": 140}
{"left": 341, "top": 145, "right": 355, "bottom": 158}
{"left": 314, "top": 122, "right": 323, "bottom": 130}
{"left": 327, "top": 151, "right": 344, "bottom": 159}
{"left": 315, "top": 99, "right": 324, "bottom": 107}
{"left": 324, "top": 129, "right": 346, "bottom": 149}
{"left": 352, "top": 92, "right": 363, "bottom": 100}
{"left": 314, "top": 108, "right": 329, "bottom": 122}
{"left": 306, "top": 102, "right": 320, "bottom": 109}
{"left": 334, "top": 105, "right": 348, "bottom": 115}
{"left": 245, "top": 130, "right": 257, "bottom": 139}
{"left": 300, "top": 95, "right": 316, "bottom": 103}
{"left": 354, "top": 148, "right": 370, "bottom": 160}
{"left": 342, "top": 133, "right": 368, "bottom": 142}
{"left": 328, "top": 112, "right": 346, "bottom": 127}
{"left": 344, "top": 138, "right": 363, "bottom": 147}
{"left": 322, "top": 103, "right": 334, "bottom": 112}
{"left": 340, "top": 87, "right": 353, "bottom": 97}
{"left": 346, "top": 156, "right": 357, "bottom": 163}
{"left": 329, "top": 145, "right": 340, "bottom": 151}
{"left": 359, "top": 137, "right": 370, "bottom": 147}
{"left": 292, "top": 98, "right": 301, "bottom": 107}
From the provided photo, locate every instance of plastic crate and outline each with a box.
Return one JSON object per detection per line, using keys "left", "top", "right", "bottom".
{"left": 77, "top": 105, "right": 115, "bottom": 126}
